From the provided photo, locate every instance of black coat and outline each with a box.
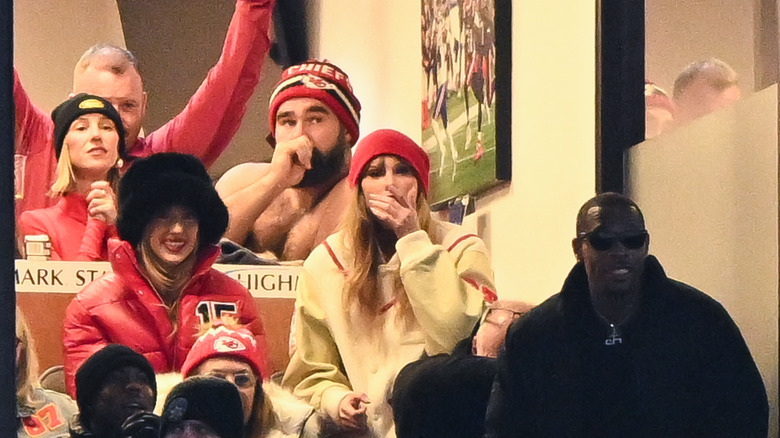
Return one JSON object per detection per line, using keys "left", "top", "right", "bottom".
{"left": 484, "top": 256, "right": 769, "bottom": 437}
{"left": 393, "top": 333, "right": 496, "bottom": 438}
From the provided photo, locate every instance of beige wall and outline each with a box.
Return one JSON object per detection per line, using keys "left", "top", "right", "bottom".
{"left": 115, "top": 0, "right": 283, "bottom": 177}
{"left": 646, "top": 0, "right": 756, "bottom": 95}
{"left": 315, "top": 0, "right": 597, "bottom": 304}
{"left": 14, "top": 2, "right": 125, "bottom": 112}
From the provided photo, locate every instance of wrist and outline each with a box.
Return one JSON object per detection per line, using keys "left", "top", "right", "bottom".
{"left": 396, "top": 224, "right": 420, "bottom": 239}
{"left": 259, "top": 170, "right": 290, "bottom": 194}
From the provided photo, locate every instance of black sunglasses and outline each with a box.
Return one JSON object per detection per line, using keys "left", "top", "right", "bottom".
{"left": 578, "top": 230, "right": 648, "bottom": 251}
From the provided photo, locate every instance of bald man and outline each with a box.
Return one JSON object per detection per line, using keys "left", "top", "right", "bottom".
{"left": 672, "top": 58, "right": 741, "bottom": 126}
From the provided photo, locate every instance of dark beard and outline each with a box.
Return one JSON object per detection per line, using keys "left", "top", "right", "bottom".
{"left": 294, "top": 137, "right": 349, "bottom": 188}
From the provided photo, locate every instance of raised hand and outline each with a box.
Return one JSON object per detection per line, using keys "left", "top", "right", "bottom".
{"left": 266, "top": 135, "right": 313, "bottom": 188}
{"left": 86, "top": 180, "right": 117, "bottom": 225}
{"left": 367, "top": 184, "right": 420, "bottom": 238}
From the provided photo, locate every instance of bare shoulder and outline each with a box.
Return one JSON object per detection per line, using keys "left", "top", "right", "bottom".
{"left": 323, "top": 178, "right": 353, "bottom": 205}
{"left": 215, "top": 162, "right": 271, "bottom": 195}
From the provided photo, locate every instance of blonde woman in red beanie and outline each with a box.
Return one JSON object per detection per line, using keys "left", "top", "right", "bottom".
{"left": 282, "top": 129, "right": 496, "bottom": 437}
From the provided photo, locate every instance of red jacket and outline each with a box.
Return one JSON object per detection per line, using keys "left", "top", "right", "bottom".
{"left": 62, "top": 238, "right": 270, "bottom": 397}
{"left": 13, "top": 0, "right": 274, "bottom": 221}
{"left": 18, "top": 192, "right": 115, "bottom": 261}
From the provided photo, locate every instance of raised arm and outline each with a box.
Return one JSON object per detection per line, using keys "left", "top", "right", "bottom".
{"left": 14, "top": 68, "right": 59, "bottom": 218}
{"left": 140, "top": 0, "right": 275, "bottom": 165}
{"left": 14, "top": 68, "right": 54, "bottom": 157}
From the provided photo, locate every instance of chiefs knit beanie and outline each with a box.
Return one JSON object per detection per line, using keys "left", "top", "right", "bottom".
{"left": 160, "top": 376, "right": 244, "bottom": 438}
{"left": 348, "top": 129, "right": 431, "bottom": 195}
{"left": 75, "top": 344, "right": 157, "bottom": 426}
{"left": 51, "top": 93, "right": 126, "bottom": 159}
{"left": 181, "top": 320, "right": 265, "bottom": 380}
{"left": 268, "top": 60, "right": 361, "bottom": 145}
{"left": 116, "top": 152, "right": 228, "bottom": 248}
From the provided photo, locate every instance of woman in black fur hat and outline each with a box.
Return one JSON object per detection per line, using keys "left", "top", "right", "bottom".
{"left": 18, "top": 93, "right": 125, "bottom": 261}
{"left": 62, "top": 152, "right": 270, "bottom": 398}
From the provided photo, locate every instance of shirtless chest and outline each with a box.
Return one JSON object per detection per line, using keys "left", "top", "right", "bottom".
{"left": 249, "top": 179, "right": 352, "bottom": 261}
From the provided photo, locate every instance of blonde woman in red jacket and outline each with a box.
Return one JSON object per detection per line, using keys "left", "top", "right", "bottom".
{"left": 63, "top": 153, "right": 270, "bottom": 397}
{"left": 19, "top": 93, "right": 125, "bottom": 260}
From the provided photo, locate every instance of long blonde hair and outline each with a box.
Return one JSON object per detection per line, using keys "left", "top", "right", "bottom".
{"left": 341, "top": 183, "right": 433, "bottom": 319}
{"left": 16, "top": 306, "right": 40, "bottom": 405}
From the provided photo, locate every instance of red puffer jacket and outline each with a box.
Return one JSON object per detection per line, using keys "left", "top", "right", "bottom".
{"left": 63, "top": 238, "right": 270, "bottom": 397}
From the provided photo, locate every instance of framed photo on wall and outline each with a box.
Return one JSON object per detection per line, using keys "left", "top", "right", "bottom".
{"left": 421, "top": 0, "right": 511, "bottom": 207}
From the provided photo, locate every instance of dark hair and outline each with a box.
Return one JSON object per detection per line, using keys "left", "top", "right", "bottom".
{"left": 575, "top": 192, "right": 645, "bottom": 236}
{"left": 117, "top": 153, "right": 228, "bottom": 249}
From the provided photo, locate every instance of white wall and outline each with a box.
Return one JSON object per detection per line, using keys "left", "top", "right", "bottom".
{"left": 315, "top": 0, "right": 597, "bottom": 303}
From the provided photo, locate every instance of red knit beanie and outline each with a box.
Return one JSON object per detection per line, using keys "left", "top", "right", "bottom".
{"left": 268, "top": 60, "right": 361, "bottom": 145}
{"left": 180, "top": 321, "right": 265, "bottom": 379}
{"left": 348, "top": 129, "right": 431, "bottom": 195}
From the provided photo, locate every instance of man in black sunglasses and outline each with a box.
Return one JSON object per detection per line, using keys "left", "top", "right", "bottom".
{"left": 484, "top": 192, "right": 768, "bottom": 437}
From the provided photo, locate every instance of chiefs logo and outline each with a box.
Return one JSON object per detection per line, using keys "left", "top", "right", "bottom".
{"left": 213, "top": 336, "right": 247, "bottom": 352}
{"left": 302, "top": 74, "right": 336, "bottom": 90}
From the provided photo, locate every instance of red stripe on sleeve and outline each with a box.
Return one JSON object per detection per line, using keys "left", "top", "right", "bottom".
{"left": 323, "top": 241, "right": 345, "bottom": 271}
{"left": 447, "top": 234, "right": 479, "bottom": 252}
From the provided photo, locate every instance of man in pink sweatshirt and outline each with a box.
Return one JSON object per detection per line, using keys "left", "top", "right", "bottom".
{"left": 14, "top": 0, "right": 275, "bottom": 222}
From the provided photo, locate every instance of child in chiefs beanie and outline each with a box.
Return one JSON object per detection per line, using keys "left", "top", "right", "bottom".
{"left": 179, "top": 318, "right": 320, "bottom": 438}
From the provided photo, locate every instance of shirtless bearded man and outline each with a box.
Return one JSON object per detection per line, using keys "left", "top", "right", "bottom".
{"left": 216, "top": 60, "right": 361, "bottom": 261}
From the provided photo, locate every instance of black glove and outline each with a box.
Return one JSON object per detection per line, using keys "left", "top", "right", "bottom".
{"left": 121, "top": 411, "right": 161, "bottom": 438}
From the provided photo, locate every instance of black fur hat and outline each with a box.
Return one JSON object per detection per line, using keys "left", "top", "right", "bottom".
{"left": 160, "top": 377, "right": 244, "bottom": 438}
{"left": 117, "top": 153, "right": 228, "bottom": 248}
